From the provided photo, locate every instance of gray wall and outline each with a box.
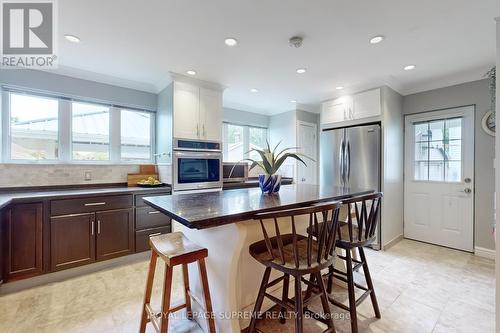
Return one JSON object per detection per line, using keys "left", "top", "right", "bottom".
{"left": 403, "top": 79, "right": 495, "bottom": 250}
{"left": 223, "top": 107, "right": 269, "bottom": 128}
{"left": 0, "top": 69, "right": 157, "bottom": 111}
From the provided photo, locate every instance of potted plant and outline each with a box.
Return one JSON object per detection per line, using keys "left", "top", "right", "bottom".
{"left": 244, "top": 140, "right": 311, "bottom": 194}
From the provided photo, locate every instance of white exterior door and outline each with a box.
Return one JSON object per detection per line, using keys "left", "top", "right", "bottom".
{"left": 297, "top": 121, "right": 317, "bottom": 184}
{"left": 404, "top": 106, "right": 475, "bottom": 252}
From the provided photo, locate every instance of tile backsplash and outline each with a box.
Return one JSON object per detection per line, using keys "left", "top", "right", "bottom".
{"left": 0, "top": 164, "right": 140, "bottom": 188}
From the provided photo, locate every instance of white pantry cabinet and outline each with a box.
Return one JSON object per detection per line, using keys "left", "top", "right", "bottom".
{"left": 321, "top": 88, "right": 381, "bottom": 125}
{"left": 173, "top": 81, "right": 222, "bottom": 141}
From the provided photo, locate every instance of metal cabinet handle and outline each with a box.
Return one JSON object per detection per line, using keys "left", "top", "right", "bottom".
{"left": 203, "top": 124, "right": 205, "bottom": 137}
{"left": 196, "top": 124, "right": 199, "bottom": 137}
{"left": 97, "top": 220, "right": 101, "bottom": 234}
{"left": 84, "top": 202, "right": 106, "bottom": 206}
{"left": 91, "top": 221, "right": 95, "bottom": 235}
{"left": 149, "top": 232, "right": 162, "bottom": 238}
{"left": 148, "top": 211, "right": 161, "bottom": 215}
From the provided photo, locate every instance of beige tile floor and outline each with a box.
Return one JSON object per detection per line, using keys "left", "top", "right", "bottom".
{"left": 0, "top": 239, "right": 495, "bottom": 333}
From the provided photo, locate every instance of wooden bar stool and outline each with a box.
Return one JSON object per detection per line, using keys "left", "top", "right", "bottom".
{"left": 139, "top": 232, "right": 216, "bottom": 333}
{"left": 247, "top": 201, "right": 343, "bottom": 333}
{"left": 307, "top": 192, "right": 383, "bottom": 333}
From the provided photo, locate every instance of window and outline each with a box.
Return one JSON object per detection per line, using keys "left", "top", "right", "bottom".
{"left": 222, "top": 122, "right": 268, "bottom": 162}
{"left": 414, "top": 117, "right": 462, "bottom": 182}
{"left": 121, "top": 109, "right": 152, "bottom": 161}
{"left": 72, "top": 102, "right": 110, "bottom": 161}
{"left": 9, "top": 93, "right": 59, "bottom": 160}
{"left": 2, "top": 90, "right": 155, "bottom": 164}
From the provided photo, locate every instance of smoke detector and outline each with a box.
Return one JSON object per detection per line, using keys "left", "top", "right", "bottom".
{"left": 289, "top": 36, "right": 303, "bottom": 48}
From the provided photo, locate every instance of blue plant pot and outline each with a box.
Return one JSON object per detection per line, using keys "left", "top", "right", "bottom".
{"left": 258, "top": 174, "right": 282, "bottom": 194}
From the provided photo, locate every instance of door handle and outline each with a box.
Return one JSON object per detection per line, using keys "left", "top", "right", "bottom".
{"left": 203, "top": 124, "right": 206, "bottom": 137}
{"left": 463, "top": 188, "right": 472, "bottom": 194}
{"left": 91, "top": 221, "right": 95, "bottom": 235}
{"left": 97, "top": 220, "right": 101, "bottom": 234}
{"left": 339, "top": 140, "right": 345, "bottom": 185}
{"left": 148, "top": 211, "right": 161, "bottom": 215}
{"left": 196, "top": 124, "right": 199, "bottom": 137}
{"left": 345, "top": 141, "right": 350, "bottom": 184}
{"left": 84, "top": 202, "right": 106, "bottom": 206}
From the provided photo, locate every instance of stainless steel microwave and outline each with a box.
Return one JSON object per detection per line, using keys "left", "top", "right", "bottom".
{"left": 222, "top": 163, "right": 248, "bottom": 183}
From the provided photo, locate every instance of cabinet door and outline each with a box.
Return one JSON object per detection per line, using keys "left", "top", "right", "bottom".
{"left": 352, "top": 88, "right": 381, "bottom": 120}
{"left": 4, "top": 203, "right": 43, "bottom": 281}
{"left": 96, "top": 208, "right": 134, "bottom": 261}
{"left": 50, "top": 213, "right": 95, "bottom": 271}
{"left": 173, "top": 81, "right": 200, "bottom": 139}
{"left": 321, "top": 98, "right": 347, "bottom": 124}
{"left": 199, "top": 87, "right": 222, "bottom": 141}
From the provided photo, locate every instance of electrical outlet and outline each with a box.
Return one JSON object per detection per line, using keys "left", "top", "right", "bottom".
{"left": 84, "top": 171, "right": 92, "bottom": 181}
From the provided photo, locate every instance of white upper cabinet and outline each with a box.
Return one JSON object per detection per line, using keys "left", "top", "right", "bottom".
{"left": 321, "top": 96, "right": 352, "bottom": 124}
{"left": 321, "top": 88, "right": 381, "bottom": 125}
{"left": 352, "top": 88, "right": 381, "bottom": 119}
{"left": 173, "top": 81, "right": 222, "bottom": 140}
{"left": 173, "top": 82, "right": 200, "bottom": 139}
{"left": 199, "top": 87, "right": 222, "bottom": 141}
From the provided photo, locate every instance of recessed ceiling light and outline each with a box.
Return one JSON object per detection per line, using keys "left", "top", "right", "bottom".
{"left": 250, "top": 88, "right": 258, "bottom": 93}
{"left": 224, "top": 38, "right": 238, "bottom": 46}
{"left": 369, "top": 36, "right": 384, "bottom": 44}
{"left": 336, "top": 86, "right": 344, "bottom": 90}
{"left": 186, "top": 70, "right": 197, "bottom": 76}
{"left": 404, "top": 64, "right": 416, "bottom": 71}
{"left": 64, "top": 34, "right": 80, "bottom": 43}
{"left": 290, "top": 100, "right": 297, "bottom": 103}
{"left": 296, "top": 68, "right": 306, "bottom": 74}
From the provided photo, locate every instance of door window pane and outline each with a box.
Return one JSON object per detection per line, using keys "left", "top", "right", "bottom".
{"left": 413, "top": 117, "right": 462, "bottom": 182}
{"left": 72, "top": 102, "right": 110, "bottom": 161}
{"left": 121, "top": 110, "right": 152, "bottom": 161}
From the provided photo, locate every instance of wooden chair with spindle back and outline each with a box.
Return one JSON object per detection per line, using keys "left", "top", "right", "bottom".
{"left": 247, "top": 201, "right": 343, "bottom": 333}
{"left": 307, "top": 192, "right": 383, "bottom": 333}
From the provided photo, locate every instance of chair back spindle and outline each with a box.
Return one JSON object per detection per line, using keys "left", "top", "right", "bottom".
{"left": 253, "top": 201, "right": 342, "bottom": 270}
{"left": 341, "top": 192, "right": 382, "bottom": 246}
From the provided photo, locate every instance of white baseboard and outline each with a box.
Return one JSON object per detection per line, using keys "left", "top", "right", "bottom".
{"left": 474, "top": 246, "right": 496, "bottom": 260}
{"left": 383, "top": 234, "right": 404, "bottom": 250}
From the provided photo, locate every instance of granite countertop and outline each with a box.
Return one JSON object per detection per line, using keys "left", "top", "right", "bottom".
{"left": 0, "top": 184, "right": 172, "bottom": 210}
{"left": 143, "top": 184, "right": 374, "bottom": 229}
{"left": 222, "top": 177, "right": 293, "bottom": 190}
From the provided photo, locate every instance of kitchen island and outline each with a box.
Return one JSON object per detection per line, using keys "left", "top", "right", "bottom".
{"left": 144, "top": 184, "right": 373, "bottom": 332}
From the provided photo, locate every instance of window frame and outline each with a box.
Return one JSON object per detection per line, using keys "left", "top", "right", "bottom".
{"left": 222, "top": 121, "right": 268, "bottom": 163}
{"left": 1, "top": 89, "right": 155, "bottom": 165}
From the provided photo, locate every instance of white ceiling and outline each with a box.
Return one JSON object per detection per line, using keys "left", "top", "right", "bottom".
{"left": 55, "top": 0, "right": 497, "bottom": 115}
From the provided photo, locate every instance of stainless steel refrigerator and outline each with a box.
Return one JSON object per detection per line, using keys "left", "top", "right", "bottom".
{"left": 320, "top": 123, "right": 381, "bottom": 249}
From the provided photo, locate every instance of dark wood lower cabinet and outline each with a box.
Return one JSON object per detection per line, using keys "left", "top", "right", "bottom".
{"left": 50, "top": 213, "right": 95, "bottom": 271}
{"left": 96, "top": 208, "right": 134, "bottom": 261}
{"left": 3, "top": 203, "right": 43, "bottom": 281}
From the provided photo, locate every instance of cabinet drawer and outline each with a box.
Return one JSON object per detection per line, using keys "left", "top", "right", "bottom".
{"left": 51, "top": 195, "right": 133, "bottom": 216}
{"left": 136, "top": 206, "right": 171, "bottom": 230}
{"left": 135, "top": 191, "right": 171, "bottom": 207}
{"left": 135, "top": 226, "right": 171, "bottom": 253}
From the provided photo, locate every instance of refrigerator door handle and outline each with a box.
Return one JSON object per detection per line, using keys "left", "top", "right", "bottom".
{"left": 345, "top": 140, "right": 351, "bottom": 184}
{"left": 339, "top": 139, "right": 345, "bottom": 185}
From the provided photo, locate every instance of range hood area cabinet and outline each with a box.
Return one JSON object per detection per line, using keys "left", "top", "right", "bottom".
{"left": 321, "top": 88, "right": 382, "bottom": 125}
{"left": 173, "top": 81, "right": 223, "bottom": 141}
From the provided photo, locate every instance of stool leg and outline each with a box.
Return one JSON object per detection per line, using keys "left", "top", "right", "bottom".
{"left": 315, "top": 271, "right": 335, "bottom": 333}
{"left": 359, "top": 247, "right": 381, "bottom": 318}
{"left": 248, "top": 267, "right": 271, "bottom": 333}
{"left": 280, "top": 273, "right": 289, "bottom": 324}
{"left": 294, "top": 274, "right": 304, "bottom": 333}
{"left": 139, "top": 251, "right": 158, "bottom": 333}
{"left": 327, "top": 265, "right": 334, "bottom": 294}
{"left": 160, "top": 264, "right": 173, "bottom": 333}
{"left": 198, "top": 258, "right": 216, "bottom": 333}
{"left": 345, "top": 249, "right": 358, "bottom": 333}
{"left": 182, "top": 263, "right": 193, "bottom": 319}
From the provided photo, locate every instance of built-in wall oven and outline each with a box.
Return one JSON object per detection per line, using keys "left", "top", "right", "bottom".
{"left": 173, "top": 138, "right": 223, "bottom": 192}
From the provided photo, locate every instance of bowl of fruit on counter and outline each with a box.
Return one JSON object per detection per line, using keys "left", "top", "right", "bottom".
{"left": 137, "top": 177, "right": 165, "bottom": 187}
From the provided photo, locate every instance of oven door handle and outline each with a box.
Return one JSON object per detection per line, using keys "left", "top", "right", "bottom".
{"left": 173, "top": 151, "right": 222, "bottom": 159}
